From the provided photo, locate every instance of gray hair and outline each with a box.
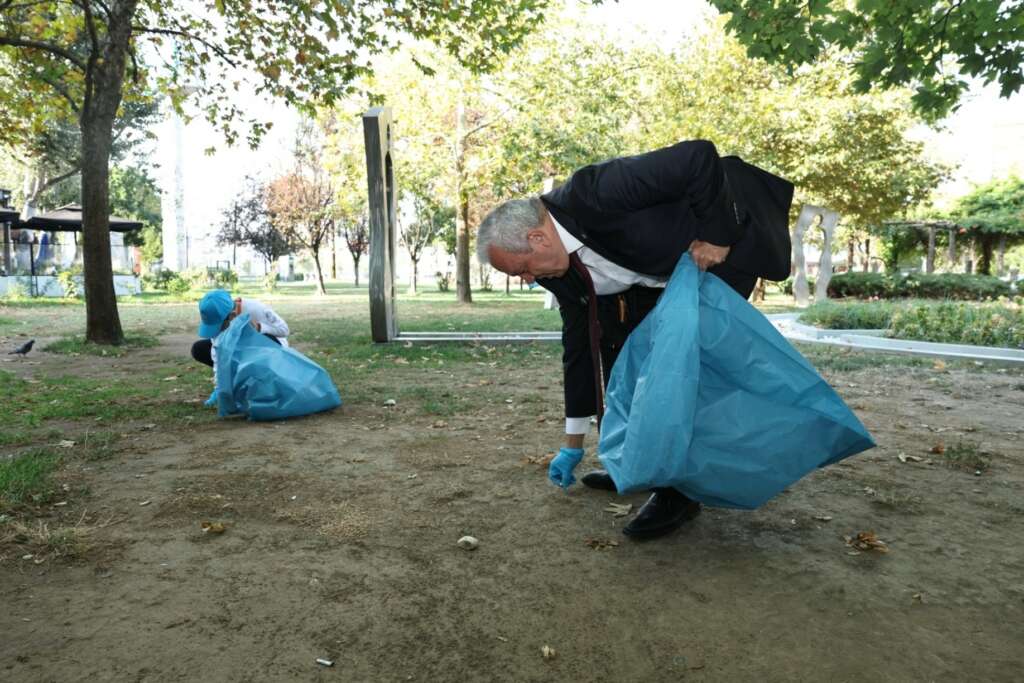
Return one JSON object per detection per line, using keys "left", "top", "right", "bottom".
{"left": 476, "top": 197, "right": 545, "bottom": 265}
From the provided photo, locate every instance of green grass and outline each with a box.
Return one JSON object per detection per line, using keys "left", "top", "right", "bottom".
{"left": 799, "top": 300, "right": 896, "bottom": 330}
{"left": 0, "top": 449, "right": 60, "bottom": 510}
{"left": 44, "top": 334, "right": 160, "bottom": 356}
{"left": 941, "top": 442, "right": 992, "bottom": 473}
{"left": 0, "top": 367, "right": 214, "bottom": 443}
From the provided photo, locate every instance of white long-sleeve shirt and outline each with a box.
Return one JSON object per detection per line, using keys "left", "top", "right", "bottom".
{"left": 211, "top": 299, "right": 289, "bottom": 389}
{"left": 551, "top": 218, "right": 668, "bottom": 436}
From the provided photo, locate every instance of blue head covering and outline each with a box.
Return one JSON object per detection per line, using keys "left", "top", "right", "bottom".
{"left": 197, "top": 289, "right": 235, "bottom": 339}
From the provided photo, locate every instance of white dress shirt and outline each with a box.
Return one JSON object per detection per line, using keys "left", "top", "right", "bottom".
{"left": 210, "top": 299, "right": 290, "bottom": 389}
{"left": 551, "top": 217, "right": 667, "bottom": 435}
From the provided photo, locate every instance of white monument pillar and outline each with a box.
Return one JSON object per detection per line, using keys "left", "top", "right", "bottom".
{"left": 159, "top": 100, "right": 188, "bottom": 272}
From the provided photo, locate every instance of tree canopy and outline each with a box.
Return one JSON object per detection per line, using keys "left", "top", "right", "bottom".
{"left": 0, "top": 0, "right": 563, "bottom": 341}
{"left": 708, "top": 0, "right": 1024, "bottom": 121}
{"left": 952, "top": 175, "right": 1024, "bottom": 235}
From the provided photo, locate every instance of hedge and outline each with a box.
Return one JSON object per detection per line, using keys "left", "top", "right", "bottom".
{"left": 798, "top": 300, "right": 1024, "bottom": 348}
{"left": 798, "top": 301, "right": 893, "bottom": 330}
{"left": 889, "top": 301, "right": 1023, "bottom": 348}
{"left": 825, "top": 272, "right": 1011, "bottom": 300}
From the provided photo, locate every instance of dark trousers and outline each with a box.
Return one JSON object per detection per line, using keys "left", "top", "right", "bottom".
{"left": 596, "top": 265, "right": 756, "bottom": 381}
{"left": 191, "top": 335, "right": 281, "bottom": 368}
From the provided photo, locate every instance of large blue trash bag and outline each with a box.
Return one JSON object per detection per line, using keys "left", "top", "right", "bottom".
{"left": 598, "top": 254, "right": 874, "bottom": 509}
{"left": 214, "top": 313, "right": 341, "bottom": 421}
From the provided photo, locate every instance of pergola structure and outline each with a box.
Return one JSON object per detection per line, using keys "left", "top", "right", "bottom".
{"left": 21, "top": 204, "right": 143, "bottom": 232}
{"left": 2, "top": 204, "right": 142, "bottom": 281}
{"left": 882, "top": 218, "right": 1020, "bottom": 276}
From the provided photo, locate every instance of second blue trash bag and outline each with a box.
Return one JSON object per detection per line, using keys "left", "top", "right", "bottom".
{"left": 598, "top": 254, "right": 874, "bottom": 509}
{"left": 214, "top": 313, "right": 342, "bottom": 421}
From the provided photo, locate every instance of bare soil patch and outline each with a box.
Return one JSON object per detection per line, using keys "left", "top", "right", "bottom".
{"left": 2, "top": 337, "right": 1023, "bottom": 681}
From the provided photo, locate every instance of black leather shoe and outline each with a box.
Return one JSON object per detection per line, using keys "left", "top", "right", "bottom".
{"left": 622, "top": 488, "right": 701, "bottom": 540}
{"left": 581, "top": 470, "right": 618, "bottom": 492}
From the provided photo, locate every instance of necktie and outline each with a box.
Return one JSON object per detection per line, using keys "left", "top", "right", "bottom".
{"left": 569, "top": 252, "right": 605, "bottom": 427}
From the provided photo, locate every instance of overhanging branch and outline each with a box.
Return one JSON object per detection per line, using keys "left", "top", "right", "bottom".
{"left": 0, "top": 35, "right": 86, "bottom": 71}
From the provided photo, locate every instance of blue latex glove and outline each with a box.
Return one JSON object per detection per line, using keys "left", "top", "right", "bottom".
{"left": 548, "top": 447, "right": 584, "bottom": 489}
{"left": 204, "top": 389, "right": 218, "bottom": 407}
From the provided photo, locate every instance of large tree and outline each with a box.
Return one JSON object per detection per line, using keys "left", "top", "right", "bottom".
{"left": 216, "top": 176, "right": 292, "bottom": 278}
{"left": 402, "top": 189, "right": 455, "bottom": 294}
{"left": 708, "top": 0, "right": 1024, "bottom": 121}
{"left": 266, "top": 136, "right": 337, "bottom": 296}
{"left": 950, "top": 175, "right": 1024, "bottom": 275}
{"left": 0, "top": 0, "right": 556, "bottom": 342}
{"left": 635, "top": 27, "right": 948, "bottom": 267}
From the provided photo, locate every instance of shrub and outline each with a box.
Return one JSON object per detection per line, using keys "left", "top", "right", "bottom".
{"left": 889, "top": 301, "right": 1023, "bottom": 348}
{"left": 799, "top": 301, "right": 894, "bottom": 330}
{"left": 779, "top": 275, "right": 815, "bottom": 296}
{"left": 435, "top": 271, "right": 452, "bottom": 292}
{"left": 56, "top": 267, "right": 83, "bottom": 298}
{"left": 1, "top": 278, "right": 30, "bottom": 300}
{"left": 826, "top": 272, "right": 1011, "bottom": 300}
{"left": 141, "top": 269, "right": 189, "bottom": 294}
{"left": 205, "top": 268, "right": 238, "bottom": 290}
{"left": 142, "top": 267, "right": 237, "bottom": 294}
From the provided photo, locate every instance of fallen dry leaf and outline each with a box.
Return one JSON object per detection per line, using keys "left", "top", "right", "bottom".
{"left": 541, "top": 645, "right": 557, "bottom": 660}
{"left": 814, "top": 514, "right": 833, "bottom": 522}
{"left": 523, "top": 452, "right": 555, "bottom": 466}
{"left": 58, "top": 440, "right": 75, "bottom": 448}
{"left": 930, "top": 443, "right": 946, "bottom": 455}
{"left": 162, "top": 375, "right": 179, "bottom": 382}
{"left": 898, "top": 452, "right": 925, "bottom": 463}
{"left": 585, "top": 538, "right": 620, "bottom": 550}
{"left": 431, "top": 420, "right": 448, "bottom": 429}
{"left": 201, "top": 521, "right": 226, "bottom": 534}
{"left": 844, "top": 531, "right": 889, "bottom": 553}
{"left": 603, "top": 503, "right": 633, "bottom": 518}
{"left": 933, "top": 360, "right": 947, "bottom": 371}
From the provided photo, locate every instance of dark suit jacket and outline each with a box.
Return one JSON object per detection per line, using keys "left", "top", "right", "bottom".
{"left": 536, "top": 140, "right": 795, "bottom": 420}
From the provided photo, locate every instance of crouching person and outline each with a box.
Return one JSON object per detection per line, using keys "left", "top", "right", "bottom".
{"left": 191, "top": 289, "right": 290, "bottom": 406}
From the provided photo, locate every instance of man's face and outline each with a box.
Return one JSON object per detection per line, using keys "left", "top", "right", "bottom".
{"left": 487, "top": 211, "right": 570, "bottom": 284}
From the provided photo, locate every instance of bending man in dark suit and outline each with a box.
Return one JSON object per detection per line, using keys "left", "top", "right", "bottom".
{"left": 477, "top": 139, "right": 794, "bottom": 540}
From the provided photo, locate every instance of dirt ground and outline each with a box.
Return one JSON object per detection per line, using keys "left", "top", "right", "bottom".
{"left": 2, "top": 332, "right": 1023, "bottom": 682}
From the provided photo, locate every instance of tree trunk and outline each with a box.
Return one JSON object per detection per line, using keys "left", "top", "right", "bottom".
{"left": 21, "top": 166, "right": 45, "bottom": 219}
{"left": 352, "top": 254, "right": 361, "bottom": 287}
{"left": 862, "top": 237, "right": 871, "bottom": 272}
{"left": 454, "top": 93, "right": 472, "bottom": 304}
{"left": 846, "top": 239, "right": 855, "bottom": 273}
{"left": 330, "top": 229, "right": 337, "bottom": 279}
{"left": 977, "top": 235, "right": 994, "bottom": 276}
{"left": 947, "top": 229, "right": 957, "bottom": 271}
{"left": 752, "top": 277, "right": 766, "bottom": 303}
{"left": 409, "top": 257, "right": 418, "bottom": 295}
{"left": 925, "top": 226, "right": 936, "bottom": 273}
{"left": 996, "top": 235, "right": 1007, "bottom": 275}
{"left": 80, "top": 4, "right": 136, "bottom": 344}
{"left": 311, "top": 249, "right": 327, "bottom": 295}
